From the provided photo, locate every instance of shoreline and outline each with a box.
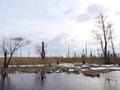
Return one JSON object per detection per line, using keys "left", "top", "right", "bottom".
{"left": 1, "top": 63, "right": 120, "bottom": 77}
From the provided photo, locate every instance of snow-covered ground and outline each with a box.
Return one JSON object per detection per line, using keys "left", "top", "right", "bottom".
{"left": 57, "top": 63, "right": 120, "bottom": 71}
{"left": 0, "top": 64, "right": 45, "bottom": 67}
{"left": 1, "top": 63, "right": 120, "bottom": 71}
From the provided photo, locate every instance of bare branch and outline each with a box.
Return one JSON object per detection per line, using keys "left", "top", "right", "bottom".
{"left": 92, "top": 13, "right": 115, "bottom": 64}
{"left": 0, "top": 36, "right": 31, "bottom": 68}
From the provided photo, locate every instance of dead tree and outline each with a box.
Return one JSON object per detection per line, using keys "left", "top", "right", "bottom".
{"left": 67, "top": 44, "right": 70, "bottom": 59}
{"left": 0, "top": 36, "right": 31, "bottom": 72}
{"left": 35, "top": 42, "right": 46, "bottom": 80}
{"left": 41, "top": 42, "right": 45, "bottom": 59}
{"left": 81, "top": 50, "right": 86, "bottom": 64}
{"left": 92, "top": 14, "right": 115, "bottom": 64}
{"left": 109, "top": 27, "right": 116, "bottom": 60}
{"left": 35, "top": 41, "right": 46, "bottom": 60}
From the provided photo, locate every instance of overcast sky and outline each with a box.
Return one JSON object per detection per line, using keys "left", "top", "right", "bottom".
{"left": 0, "top": 0, "right": 120, "bottom": 57}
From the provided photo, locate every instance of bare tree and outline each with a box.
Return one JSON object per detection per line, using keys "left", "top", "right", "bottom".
{"left": 0, "top": 36, "right": 31, "bottom": 70}
{"left": 85, "top": 43, "right": 88, "bottom": 57}
{"left": 35, "top": 42, "right": 47, "bottom": 80}
{"left": 35, "top": 41, "right": 46, "bottom": 60}
{"left": 67, "top": 44, "right": 70, "bottom": 58}
{"left": 92, "top": 13, "right": 115, "bottom": 64}
{"left": 109, "top": 26, "right": 116, "bottom": 59}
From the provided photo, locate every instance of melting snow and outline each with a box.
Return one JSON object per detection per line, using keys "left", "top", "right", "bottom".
{"left": 1, "top": 63, "right": 120, "bottom": 71}
{"left": 57, "top": 63, "right": 74, "bottom": 68}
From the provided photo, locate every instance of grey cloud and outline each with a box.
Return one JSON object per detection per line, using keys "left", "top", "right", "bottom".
{"left": 77, "top": 4, "right": 108, "bottom": 22}
{"left": 64, "top": 7, "right": 74, "bottom": 14}
{"left": 77, "top": 13, "right": 92, "bottom": 22}
{"left": 46, "top": 33, "right": 85, "bottom": 56}
{"left": 87, "top": 4, "right": 108, "bottom": 14}
{"left": 47, "top": 33, "right": 70, "bottom": 55}
{"left": 46, "top": 34, "right": 98, "bottom": 56}
{"left": 48, "top": 33, "right": 69, "bottom": 46}
{"left": 115, "top": 11, "right": 120, "bottom": 15}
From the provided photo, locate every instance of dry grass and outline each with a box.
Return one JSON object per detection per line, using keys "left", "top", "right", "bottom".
{"left": 0, "top": 56, "right": 120, "bottom": 65}
{"left": 0, "top": 57, "right": 120, "bottom": 76}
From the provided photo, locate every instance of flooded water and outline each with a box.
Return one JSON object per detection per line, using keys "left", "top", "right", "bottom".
{"left": 1, "top": 71, "right": 120, "bottom": 90}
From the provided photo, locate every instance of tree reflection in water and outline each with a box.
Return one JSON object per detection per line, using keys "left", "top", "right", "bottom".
{"left": 0, "top": 73, "right": 11, "bottom": 90}
{"left": 41, "top": 71, "right": 46, "bottom": 80}
{"left": 0, "top": 73, "right": 7, "bottom": 90}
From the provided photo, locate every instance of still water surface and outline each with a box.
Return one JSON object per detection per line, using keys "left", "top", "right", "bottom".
{"left": 1, "top": 71, "right": 120, "bottom": 90}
